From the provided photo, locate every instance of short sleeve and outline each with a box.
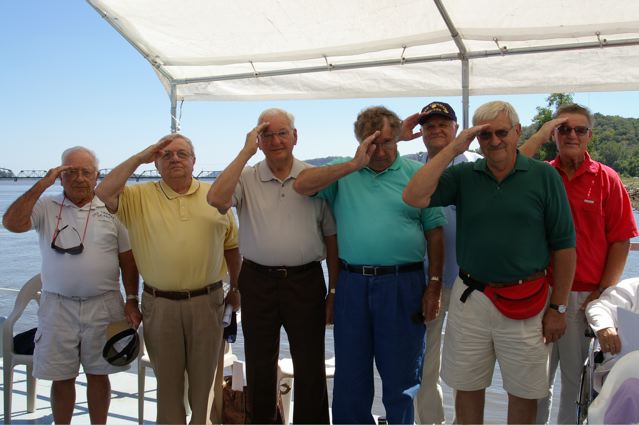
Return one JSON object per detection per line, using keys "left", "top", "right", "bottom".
{"left": 223, "top": 210, "right": 239, "bottom": 250}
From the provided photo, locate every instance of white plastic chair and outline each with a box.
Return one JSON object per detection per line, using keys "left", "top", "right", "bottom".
{"left": 137, "top": 325, "right": 238, "bottom": 424}
{"left": 2, "top": 274, "right": 42, "bottom": 424}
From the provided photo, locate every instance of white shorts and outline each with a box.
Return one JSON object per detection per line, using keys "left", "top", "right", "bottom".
{"left": 441, "top": 277, "right": 551, "bottom": 399}
{"left": 33, "top": 290, "right": 129, "bottom": 380}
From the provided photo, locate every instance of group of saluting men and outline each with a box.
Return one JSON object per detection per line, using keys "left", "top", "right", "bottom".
{"left": 3, "top": 99, "right": 637, "bottom": 425}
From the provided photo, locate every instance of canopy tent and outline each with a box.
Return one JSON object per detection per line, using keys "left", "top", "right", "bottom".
{"left": 87, "top": 0, "right": 639, "bottom": 129}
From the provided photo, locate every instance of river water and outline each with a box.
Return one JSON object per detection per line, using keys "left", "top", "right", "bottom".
{"left": 3, "top": 179, "right": 638, "bottom": 422}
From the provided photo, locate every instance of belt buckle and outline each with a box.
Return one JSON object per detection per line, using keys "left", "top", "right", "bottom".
{"left": 274, "top": 268, "right": 288, "bottom": 279}
{"left": 362, "top": 266, "right": 375, "bottom": 276}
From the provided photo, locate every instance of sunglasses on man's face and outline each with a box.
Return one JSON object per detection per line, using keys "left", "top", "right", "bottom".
{"left": 556, "top": 125, "right": 590, "bottom": 136}
{"left": 476, "top": 127, "right": 513, "bottom": 142}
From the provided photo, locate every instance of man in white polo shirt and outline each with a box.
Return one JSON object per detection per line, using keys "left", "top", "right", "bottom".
{"left": 208, "top": 108, "right": 337, "bottom": 424}
{"left": 3, "top": 146, "right": 141, "bottom": 424}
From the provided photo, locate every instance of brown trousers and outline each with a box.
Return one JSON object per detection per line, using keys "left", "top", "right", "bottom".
{"left": 240, "top": 261, "right": 329, "bottom": 424}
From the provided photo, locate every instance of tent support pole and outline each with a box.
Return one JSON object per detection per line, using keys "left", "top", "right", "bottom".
{"left": 170, "top": 84, "right": 177, "bottom": 133}
{"left": 461, "top": 58, "right": 469, "bottom": 129}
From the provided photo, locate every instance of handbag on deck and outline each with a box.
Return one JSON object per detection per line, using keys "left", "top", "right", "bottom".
{"left": 222, "top": 361, "right": 285, "bottom": 424}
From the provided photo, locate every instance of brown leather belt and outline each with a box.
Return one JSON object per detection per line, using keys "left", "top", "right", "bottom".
{"left": 243, "top": 259, "right": 319, "bottom": 279}
{"left": 143, "top": 281, "right": 222, "bottom": 300}
{"left": 459, "top": 269, "right": 547, "bottom": 288}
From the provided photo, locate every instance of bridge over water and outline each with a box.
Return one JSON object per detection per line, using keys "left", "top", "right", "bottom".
{"left": 0, "top": 168, "right": 221, "bottom": 181}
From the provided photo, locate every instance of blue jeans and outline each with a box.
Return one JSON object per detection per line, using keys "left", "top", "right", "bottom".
{"left": 332, "top": 268, "right": 427, "bottom": 424}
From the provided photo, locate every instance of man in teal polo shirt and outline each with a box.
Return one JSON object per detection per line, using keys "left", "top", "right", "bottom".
{"left": 404, "top": 100, "right": 576, "bottom": 424}
{"left": 294, "top": 106, "right": 445, "bottom": 424}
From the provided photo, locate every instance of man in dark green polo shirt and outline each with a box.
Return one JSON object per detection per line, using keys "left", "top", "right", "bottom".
{"left": 403, "top": 100, "right": 576, "bottom": 424}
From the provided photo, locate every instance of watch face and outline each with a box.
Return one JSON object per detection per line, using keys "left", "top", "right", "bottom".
{"left": 551, "top": 303, "right": 567, "bottom": 313}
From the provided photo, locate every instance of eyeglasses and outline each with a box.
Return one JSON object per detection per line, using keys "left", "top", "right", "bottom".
{"left": 62, "top": 168, "right": 96, "bottom": 179}
{"left": 477, "top": 126, "right": 514, "bottom": 142}
{"left": 50, "top": 196, "right": 91, "bottom": 255}
{"left": 160, "top": 150, "right": 193, "bottom": 161}
{"left": 556, "top": 125, "right": 590, "bottom": 136}
{"left": 260, "top": 129, "right": 291, "bottom": 142}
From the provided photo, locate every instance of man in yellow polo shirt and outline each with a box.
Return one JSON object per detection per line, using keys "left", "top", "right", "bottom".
{"left": 96, "top": 133, "right": 240, "bottom": 424}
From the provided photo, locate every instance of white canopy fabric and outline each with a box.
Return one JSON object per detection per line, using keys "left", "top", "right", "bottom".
{"left": 88, "top": 0, "right": 639, "bottom": 120}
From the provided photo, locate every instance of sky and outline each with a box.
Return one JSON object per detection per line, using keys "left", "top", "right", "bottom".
{"left": 3, "top": 2, "right": 639, "bottom": 174}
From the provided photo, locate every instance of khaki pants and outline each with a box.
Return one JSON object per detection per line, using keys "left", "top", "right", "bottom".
{"left": 142, "top": 288, "right": 224, "bottom": 424}
{"left": 414, "top": 286, "right": 451, "bottom": 425}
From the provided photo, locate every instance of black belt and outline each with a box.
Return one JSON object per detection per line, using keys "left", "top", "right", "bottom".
{"left": 143, "top": 281, "right": 222, "bottom": 300}
{"left": 243, "top": 259, "right": 319, "bottom": 279}
{"left": 340, "top": 260, "right": 423, "bottom": 276}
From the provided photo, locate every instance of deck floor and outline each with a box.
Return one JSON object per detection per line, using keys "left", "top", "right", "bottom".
{"left": 1, "top": 361, "right": 157, "bottom": 424}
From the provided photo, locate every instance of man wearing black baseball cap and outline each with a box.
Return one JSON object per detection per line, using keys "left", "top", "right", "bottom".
{"left": 412, "top": 101, "right": 482, "bottom": 425}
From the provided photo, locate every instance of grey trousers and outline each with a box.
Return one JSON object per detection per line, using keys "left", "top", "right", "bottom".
{"left": 536, "top": 291, "right": 591, "bottom": 424}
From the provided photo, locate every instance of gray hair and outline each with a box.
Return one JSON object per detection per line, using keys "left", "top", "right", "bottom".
{"left": 554, "top": 103, "right": 594, "bottom": 126}
{"left": 472, "top": 101, "right": 520, "bottom": 127}
{"left": 258, "top": 108, "right": 296, "bottom": 129}
{"left": 61, "top": 146, "right": 99, "bottom": 169}
{"left": 157, "top": 133, "right": 196, "bottom": 157}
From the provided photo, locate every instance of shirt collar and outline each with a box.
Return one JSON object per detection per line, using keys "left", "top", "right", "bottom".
{"left": 550, "top": 151, "right": 598, "bottom": 176}
{"left": 158, "top": 178, "right": 201, "bottom": 199}
{"left": 53, "top": 193, "right": 102, "bottom": 210}
{"left": 365, "top": 152, "right": 402, "bottom": 174}
{"left": 257, "top": 158, "right": 304, "bottom": 182}
{"left": 473, "top": 150, "right": 529, "bottom": 174}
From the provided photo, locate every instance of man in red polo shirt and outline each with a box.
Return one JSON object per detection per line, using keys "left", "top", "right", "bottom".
{"left": 521, "top": 103, "right": 638, "bottom": 424}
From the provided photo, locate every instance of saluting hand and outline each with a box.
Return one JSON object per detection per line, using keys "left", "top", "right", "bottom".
{"left": 136, "top": 137, "right": 175, "bottom": 164}
{"left": 41, "top": 165, "right": 72, "bottom": 187}
{"left": 450, "top": 124, "right": 489, "bottom": 156}
{"left": 536, "top": 117, "right": 569, "bottom": 142}
{"left": 350, "top": 131, "right": 379, "bottom": 170}
{"left": 398, "top": 112, "right": 423, "bottom": 142}
{"left": 243, "top": 122, "right": 270, "bottom": 157}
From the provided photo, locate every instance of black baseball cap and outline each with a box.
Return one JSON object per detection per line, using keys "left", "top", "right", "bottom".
{"left": 102, "top": 320, "right": 140, "bottom": 366}
{"left": 418, "top": 102, "right": 457, "bottom": 125}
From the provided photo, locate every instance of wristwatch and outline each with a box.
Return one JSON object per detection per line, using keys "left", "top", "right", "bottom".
{"left": 549, "top": 303, "right": 567, "bottom": 314}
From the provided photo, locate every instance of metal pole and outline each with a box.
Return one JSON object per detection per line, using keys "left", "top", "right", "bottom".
{"left": 461, "top": 57, "right": 469, "bottom": 129}
{"left": 170, "top": 84, "right": 177, "bottom": 133}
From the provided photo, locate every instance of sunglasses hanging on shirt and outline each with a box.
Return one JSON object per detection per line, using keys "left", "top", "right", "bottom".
{"left": 50, "top": 196, "right": 92, "bottom": 255}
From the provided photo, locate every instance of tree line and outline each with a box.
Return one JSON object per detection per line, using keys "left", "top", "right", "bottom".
{"left": 520, "top": 93, "right": 639, "bottom": 176}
